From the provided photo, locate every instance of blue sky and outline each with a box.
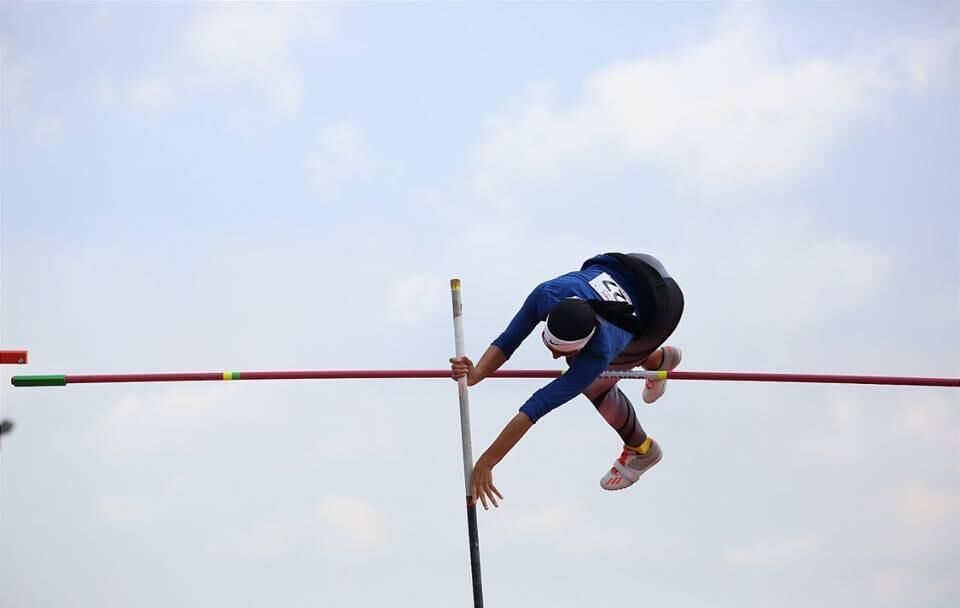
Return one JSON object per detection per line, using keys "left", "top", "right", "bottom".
{"left": 1, "top": 3, "right": 958, "bottom": 608}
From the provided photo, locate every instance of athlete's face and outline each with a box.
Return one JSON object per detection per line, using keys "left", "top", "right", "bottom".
{"left": 542, "top": 332, "right": 581, "bottom": 359}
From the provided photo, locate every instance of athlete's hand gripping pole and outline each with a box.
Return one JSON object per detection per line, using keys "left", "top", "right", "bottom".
{"left": 450, "top": 279, "right": 484, "bottom": 608}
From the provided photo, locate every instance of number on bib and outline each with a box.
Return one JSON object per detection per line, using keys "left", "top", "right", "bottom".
{"left": 588, "top": 272, "right": 632, "bottom": 304}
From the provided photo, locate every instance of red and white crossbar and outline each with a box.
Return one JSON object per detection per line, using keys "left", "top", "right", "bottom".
{"left": 10, "top": 369, "right": 959, "bottom": 387}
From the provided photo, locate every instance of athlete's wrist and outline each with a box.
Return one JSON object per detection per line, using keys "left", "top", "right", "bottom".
{"left": 474, "top": 454, "right": 492, "bottom": 470}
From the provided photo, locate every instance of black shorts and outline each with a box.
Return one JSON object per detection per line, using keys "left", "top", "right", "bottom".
{"left": 596, "top": 253, "right": 685, "bottom": 366}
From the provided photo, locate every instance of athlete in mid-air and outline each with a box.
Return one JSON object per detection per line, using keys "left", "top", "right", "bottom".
{"left": 450, "top": 253, "right": 684, "bottom": 509}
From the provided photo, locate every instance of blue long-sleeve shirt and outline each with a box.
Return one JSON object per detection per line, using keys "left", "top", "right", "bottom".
{"left": 492, "top": 255, "right": 654, "bottom": 423}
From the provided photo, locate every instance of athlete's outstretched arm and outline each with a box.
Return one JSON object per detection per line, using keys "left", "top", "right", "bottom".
{"left": 470, "top": 412, "right": 534, "bottom": 510}
{"left": 449, "top": 345, "right": 508, "bottom": 386}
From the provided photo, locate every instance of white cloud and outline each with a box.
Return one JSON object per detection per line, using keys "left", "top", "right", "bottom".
{"left": 0, "top": 40, "right": 28, "bottom": 112}
{"left": 85, "top": 385, "right": 255, "bottom": 462}
{"left": 682, "top": 221, "right": 893, "bottom": 334}
{"left": 896, "top": 482, "right": 959, "bottom": 528}
{"left": 882, "top": 23, "right": 960, "bottom": 91}
{"left": 96, "top": 476, "right": 192, "bottom": 526}
{"left": 799, "top": 391, "right": 958, "bottom": 468}
{"left": 491, "top": 501, "right": 629, "bottom": 554}
{"left": 895, "top": 392, "right": 960, "bottom": 450}
{"left": 387, "top": 274, "right": 444, "bottom": 324}
{"left": 723, "top": 533, "right": 823, "bottom": 569}
{"left": 0, "top": 39, "right": 61, "bottom": 143}
{"left": 123, "top": 4, "right": 332, "bottom": 116}
{"left": 472, "top": 9, "right": 960, "bottom": 201}
{"left": 97, "top": 495, "right": 153, "bottom": 525}
{"left": 809, "top": 395, "right": 873, "bottom": 465}
{"left": 227, "top": 495, "right": 390, "bottom": 559}
{"left": 127, "top": 76, "right": 180, "bottom": 114}
{"left": 309, "top": 496, "right": 389, "bottom": 557}
{"left": 785, "top": 391, "right": 958, "bottom": 564}
{"left": 872, "top": 566, "right": 960, "bottom": 608}
{"left": 305, "top": 123, "right": 373, "bottom": 190}
{"left": 884, "top": 481, "right": 960, "bottom": 557}
{"left": 740, "top": 236, "right": 891, "bottom": 324}
{"left": 246, "top": 517, "right": 300, "bottom": 556}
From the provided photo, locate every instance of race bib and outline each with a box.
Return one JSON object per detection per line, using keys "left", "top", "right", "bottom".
{"left": 588, "top": 272, "right": 632, "bottom": 304}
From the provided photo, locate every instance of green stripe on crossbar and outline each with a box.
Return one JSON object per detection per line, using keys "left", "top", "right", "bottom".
{"left": 12, "top": 375, "right": 67, "bottom": 387}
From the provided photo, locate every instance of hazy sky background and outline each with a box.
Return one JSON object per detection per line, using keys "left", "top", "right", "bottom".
{"left": 1, "top": 2, "right": 958, "bottom": 607}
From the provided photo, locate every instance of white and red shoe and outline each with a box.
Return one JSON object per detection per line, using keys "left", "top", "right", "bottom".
{"left": 600, "top": 440, "right": 663, "bottom": 491}
{"left": 642, "top": 345, "right": 682, "bottom": 404}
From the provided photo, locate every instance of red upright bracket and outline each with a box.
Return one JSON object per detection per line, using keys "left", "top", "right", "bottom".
{"left": 0, "top": 350, "right": 28, "bottom": 365}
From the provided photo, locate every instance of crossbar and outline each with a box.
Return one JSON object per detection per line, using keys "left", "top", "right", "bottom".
{"left": 10, "top": 370, "right": 958, "bottom": 387}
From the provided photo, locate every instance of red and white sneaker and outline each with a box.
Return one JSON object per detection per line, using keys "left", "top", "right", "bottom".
{"left": 600, "top": 440, "right": 663, "bottom": 491}
{"left": 642, "top": 345, "right": 682, "bottom": 404}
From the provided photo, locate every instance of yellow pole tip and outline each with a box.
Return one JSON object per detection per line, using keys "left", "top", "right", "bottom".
{"left": 450, "top": 278, "right": 461, "bottom": 289}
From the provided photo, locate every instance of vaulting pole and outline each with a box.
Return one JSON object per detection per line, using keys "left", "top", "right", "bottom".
{"left": 11, "top": 370, "right": 958, "bottom": 388}
{"left": 450, "top": 279, "right": 484, "bottom": 608}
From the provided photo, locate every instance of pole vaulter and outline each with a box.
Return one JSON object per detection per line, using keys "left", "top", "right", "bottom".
{"left": 6, "top": 268, "right": 959, "bottom": 608}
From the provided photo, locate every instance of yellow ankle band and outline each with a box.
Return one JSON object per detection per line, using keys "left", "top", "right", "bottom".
{"left": 627, "top": 437, "right": 652, "bottom": 455}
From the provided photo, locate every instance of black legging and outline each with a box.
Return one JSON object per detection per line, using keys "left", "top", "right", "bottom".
{"left": 579, "top": 253, "right": 684, "bottom": 446}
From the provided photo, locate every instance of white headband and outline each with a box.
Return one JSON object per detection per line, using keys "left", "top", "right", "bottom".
{"left": 542, "top": 324, "right": 596, "bottom": 353}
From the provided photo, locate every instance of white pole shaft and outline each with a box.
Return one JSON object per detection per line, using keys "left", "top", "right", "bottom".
{"left": 450, "top": 279, "right": 485, "bottom": 608}
{"left": 450, "top": 279, "right": 474, "bottom": 494}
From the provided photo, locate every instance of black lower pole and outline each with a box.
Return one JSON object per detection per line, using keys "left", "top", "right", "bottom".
{"left": 466, "top": 500, "right": 484, "bottom": 607}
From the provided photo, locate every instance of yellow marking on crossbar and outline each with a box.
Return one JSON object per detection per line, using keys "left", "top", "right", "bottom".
{"left": 658, "top": 371, "right": 668, "bottom": 380}
{"left": 223, "top": 371, "right": 235, "bottom": 381}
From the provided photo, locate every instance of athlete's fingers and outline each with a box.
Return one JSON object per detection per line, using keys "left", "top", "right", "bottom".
{"left": 470, "top": 477, "right": 487, "bottom": 510}
{"left": 485, "top": 485, "right": 499, "bottom": 508}
{"left": 450, "top": 358, "right": 467, "bottom": 380}
{"left": 470, "top": 461, "right": 496, "bottom": 510}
